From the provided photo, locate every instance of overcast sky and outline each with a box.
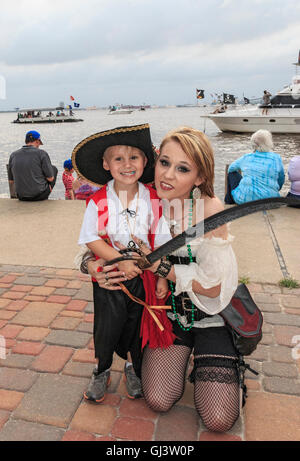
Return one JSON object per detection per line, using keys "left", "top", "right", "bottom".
{"left": 0, "top": 0, "right": 300, "bottom": 109}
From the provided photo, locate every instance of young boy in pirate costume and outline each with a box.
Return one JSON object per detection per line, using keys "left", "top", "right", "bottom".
{"left": 73, "top": 124, "right": 172, "bottom": 403}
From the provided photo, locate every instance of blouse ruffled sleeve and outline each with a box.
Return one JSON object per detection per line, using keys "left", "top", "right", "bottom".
{"left": 173, "top": 235, "right": 238, "bottom": 315}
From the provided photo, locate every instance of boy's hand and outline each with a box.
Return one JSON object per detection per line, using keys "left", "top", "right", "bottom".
{"left": 155, "top": 277, "right": 169, "bottom": 299}
{"left": 118, "top": 259, "right": 142, "bottom": 280}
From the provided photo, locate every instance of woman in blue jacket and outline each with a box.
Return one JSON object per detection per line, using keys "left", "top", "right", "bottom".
{"left": 225, "top": 130, "right": 285, "bottom": 205}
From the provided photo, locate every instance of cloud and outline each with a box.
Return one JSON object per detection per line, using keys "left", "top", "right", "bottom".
{"left": 0, "top": 0, "right": 300, "bottom": 107}
{"left": 1, "top": 0, "right": 300, "bottom": 66}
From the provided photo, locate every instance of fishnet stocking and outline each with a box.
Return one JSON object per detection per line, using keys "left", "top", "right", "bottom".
{"left": 194, "top": 366, "right": 240, "bottom": 432}
{"left": 142, "top": 345, "right": 241, "bottom": 432}
{"left": 141, "top": 345, "right": 192, "bottom": 412}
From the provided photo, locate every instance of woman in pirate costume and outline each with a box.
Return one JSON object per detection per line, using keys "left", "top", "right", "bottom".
{"left": 86, "top": 127, "right": 244, "bottom": 433}
{"left": 73, "top": 124, "right": 172, "bottom": 403}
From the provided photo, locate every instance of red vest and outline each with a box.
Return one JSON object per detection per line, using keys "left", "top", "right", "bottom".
{"left": 89, "top": 183, "right": 162, "bottom": 251}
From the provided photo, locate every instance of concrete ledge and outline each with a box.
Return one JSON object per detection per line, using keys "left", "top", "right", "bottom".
{"left": 266, "top": 207, "right": 300, "bottom": 281}
{"left": 230, "top": 211, "right": 282, "bottom": 284}
{"left": 0, "top": 199, "right": 85, "bottom": 269}
{"left": 0, "top": 198, "right": 299, "bottom": 283}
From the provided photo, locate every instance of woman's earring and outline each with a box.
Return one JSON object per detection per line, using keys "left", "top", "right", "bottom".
{"left": 192, "top": 186, "right": 202, "bottom": 200}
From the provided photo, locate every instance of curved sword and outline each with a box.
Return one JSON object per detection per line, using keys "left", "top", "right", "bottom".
{"left": 104, "top": 197, "right": 299, "bottom": 268}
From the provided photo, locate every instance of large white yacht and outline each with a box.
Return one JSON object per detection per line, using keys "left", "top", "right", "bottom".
{"left": 203, "top": 57, "right": 300, "bottom": 134}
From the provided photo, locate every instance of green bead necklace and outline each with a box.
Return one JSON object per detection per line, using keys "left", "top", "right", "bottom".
{"left": 168, "top": 192, "right": 195, "bottom": 331}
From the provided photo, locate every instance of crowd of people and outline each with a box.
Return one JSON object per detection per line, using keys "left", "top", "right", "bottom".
{"left": 7, "top": 125, "right": 299, "bottom": 434}
{"left": 8, "top": 128, "right": 300, "bottom": 207}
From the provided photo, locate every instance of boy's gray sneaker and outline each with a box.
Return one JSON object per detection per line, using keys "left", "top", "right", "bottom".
{"left": 124, "top": 364, "right": 143, "bottom": 399}
{"left": 84, "top": 369, "right": 111, "bottom": 403}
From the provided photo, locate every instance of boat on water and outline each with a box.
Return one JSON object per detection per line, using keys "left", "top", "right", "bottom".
{"left": 12, "top": 107, "right": 83, "bottom": 124}
{"left": 108, "top": 106, "right": 134, "bottom": 115}
{"left": 203, "top": 56, "right": 300, "bottom": 134}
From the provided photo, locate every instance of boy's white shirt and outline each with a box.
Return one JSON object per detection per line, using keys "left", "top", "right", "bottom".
{"left": 78, "top": 180, "right": 172, "bottom": 249}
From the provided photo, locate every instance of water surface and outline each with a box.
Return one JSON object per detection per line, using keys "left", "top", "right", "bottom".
{"left": 1, "top": 107, "right": 299, "bottom": 199}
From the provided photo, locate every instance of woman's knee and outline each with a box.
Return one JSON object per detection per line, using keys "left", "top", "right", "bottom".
{"left": 193, "top": 364, "right": 241, "bottom": 432}
{"left": 143, "top": 390, "right": 174, "bottom": 413}
{"left": 199, "top": 407, "right": 239, "bottom": 433}
{"left": 141, "top": 344, "right": 191, "bottom": 413}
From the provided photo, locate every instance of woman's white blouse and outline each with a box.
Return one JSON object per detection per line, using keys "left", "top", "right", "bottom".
{"left": 172, "top": 233, "right": 238, "bottom": 316}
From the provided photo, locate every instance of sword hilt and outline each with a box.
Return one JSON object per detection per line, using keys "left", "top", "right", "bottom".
{"left": 103, "top": 253, "right": 152, "bottom": 269}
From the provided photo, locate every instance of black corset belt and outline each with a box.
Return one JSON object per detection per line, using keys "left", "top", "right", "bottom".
{"left": 167, "top": 255, "right": 210, "bottom": 323}
{"left": 170, "top": 293, "right": 211, "bottom": 323}
{"left": 168, "top": 255, "right": 196, "bottom": 265}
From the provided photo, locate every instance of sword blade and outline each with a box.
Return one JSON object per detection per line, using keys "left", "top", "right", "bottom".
{"left": 145, "top": 197, "right": 297, "bottom": 265}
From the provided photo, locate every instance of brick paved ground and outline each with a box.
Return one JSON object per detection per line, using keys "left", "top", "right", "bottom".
{"left": 0, "top": 264, "right": 300, "bottom": 441}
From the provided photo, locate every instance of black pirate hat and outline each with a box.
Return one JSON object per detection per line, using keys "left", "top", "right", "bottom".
{"left": 72, "top": 124, "right": 155, "bottom": 186}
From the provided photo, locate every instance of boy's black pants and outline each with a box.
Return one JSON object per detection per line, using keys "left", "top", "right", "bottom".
{"left": 92, "top": 277, "right": 145, "bottom": 378}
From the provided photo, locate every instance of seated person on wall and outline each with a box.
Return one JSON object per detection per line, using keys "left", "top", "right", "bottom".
{"left": 62, "top": 159, "right": 75, "bottom": 200}
{"left": 286, "top": 155, "right": 300, "bottom": 208}
{"left": 72, "top": 174, "right": 100, "bottom": 200}
{"left": 224, "top": 129, "right": 285, "bottom": 205}
{"left": 8, "top": 130, "right": 58, "bottom": 201}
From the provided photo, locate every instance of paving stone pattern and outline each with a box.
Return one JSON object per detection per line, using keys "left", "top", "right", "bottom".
{"left": 0, "top": 266, "right": 300, "bottom": 441}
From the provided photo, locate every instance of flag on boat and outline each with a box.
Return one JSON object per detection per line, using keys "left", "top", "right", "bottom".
{"left": 223, "top": 93, "right": 235, "bottom": 104}
{"left": 196, "top": 89, "right": 204, "bottom": 99}
{"left": 70, "top": 94, "right": 80, "bottom": 108}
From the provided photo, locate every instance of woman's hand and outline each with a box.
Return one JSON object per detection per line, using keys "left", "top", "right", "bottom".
{"left": 118, "top": 259, "right": 143, "bottom": 280}
{"left": 86, "top": 259, "right": 103, "bottom": 279}
{"left": 87, "top": 259, "right": 127, "bottom": 290}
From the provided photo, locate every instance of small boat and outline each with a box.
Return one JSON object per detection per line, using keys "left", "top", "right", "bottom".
{"left": 202, "top": 55, "right": 300, "bottom": 134}
{"left": 108, "top": 106, "right": 133, "bottom": 115}
{"left": 12, "top": 106, "right": 83, "bottom": 124}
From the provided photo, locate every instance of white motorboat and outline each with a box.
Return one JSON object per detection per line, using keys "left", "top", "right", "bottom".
{"left": 203, "top": 58, "right": 300, "bottom": 134}
{"left": 108, "top": 107, "right": 133, "bottom": 115}
{"left": 12, "top": 106, "right": 83, "bottom": 124}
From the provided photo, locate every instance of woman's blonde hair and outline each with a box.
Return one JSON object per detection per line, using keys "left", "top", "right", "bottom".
{"left": 160, "top": 126, "right": 215, "bottom": 197}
